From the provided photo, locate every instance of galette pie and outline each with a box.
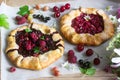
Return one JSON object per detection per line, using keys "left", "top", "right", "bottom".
{"left": 60, "top": 7, "right": 115, "bottom": 46}
{"left": 6, "top": 23, "right": 64, "bottom": 70}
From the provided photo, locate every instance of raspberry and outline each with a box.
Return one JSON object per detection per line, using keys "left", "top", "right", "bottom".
{"left": 39, "top": 40, "right": 46, "bottom": 48}
{"left": 68, "top": 50, "right": 74, "bottom": 57}
{"left": 30, "top": 32, "right": 38, "bottom": 42}
{"left": 25, "top": 40, "right": 34, "bottom": 50}
{"left": 65, "top": 3, "right": 70, "bottom": 9}
{"left": 68, "top": 56, "right": 77, "bottom": 63}
{"left": 17, "top": 17, "right": 27, "bottom": 25}
{"left": 9, "top": 67, "right": 16, "bottom": 72}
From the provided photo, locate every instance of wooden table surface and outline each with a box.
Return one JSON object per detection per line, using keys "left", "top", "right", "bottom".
{"left": 0, "top": 0, "right": 117, "bottom": 80}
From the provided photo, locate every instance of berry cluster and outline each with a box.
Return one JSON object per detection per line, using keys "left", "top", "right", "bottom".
{"left": 53, "top": 3, "right": 71, "bottom": 18}
{"left": 76, "top": 44, "right": 100, "bottom": 65}
{"left": 67, "top": 50, "right": 77, "bottom": 63}
{"left": 15, "top": 14, "right": 28, "bottom": 25}
{"left": 33, "top": 14, "right": 51, "bottom": 23}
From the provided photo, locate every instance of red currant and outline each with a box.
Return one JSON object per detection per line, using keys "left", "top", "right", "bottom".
{"left": 77, "top": 44, "right": 84, "bottom": 52}
{"left": 65, "top": 3, "right": 70, "bottom": 9}
{"left": 60, "top": 6, "right": 66, "bottom": 12}
{"left": 93, "top": 58, "right": 100, "bottom": 65}
{"left": 54, "top": 12, "right": 60, "bottom": 18}
{"left": 85, "top": 49, "right": 93, "bottom": 56}
{"left": 9, "top": 67, "right": 16, "bottom": 72}
{"left": 53, "top": 6, "right": 59, "bottom": 12}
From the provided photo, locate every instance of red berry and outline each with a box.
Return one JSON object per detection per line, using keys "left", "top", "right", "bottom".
{"left": 65, "top": 3, "right": 70, "bottom": 9}
{"left": 23, "top": 14, "right": 28, "bottom": 19}
{"left": 33, "top": 54, "right": 39, "bottom": 57}
{"left": 86, "top": 49, "right": 93, "bottom": 56}
{"left": 68, "top": 50, "right": 74, "bottom": 57}
{"left": 77, "top": 44, "right": 84, "bottom": 52}
{"left": 54, "top": 12, "right": 60, "bottom": 18}
{"left": 17, "top": 17, "right": 27, "bottom": 25}
{"left": 9, "top": 67, "right": 16, "bottom": 72}
{"left": 60, "top": 6, "right": 66, "bottom": 12}
{"left": 68, "top": 56, "right": 77, "bottom": 63}
{"left": 53, "top": 6, "right": 59, "bottom": 12}
{"left": 93, "top": 58, "right": 100, "bottom": 65}
{"left": 39, "top": 40, "right": 46, "bottom": 48}
{"left": 15, "top": 16, "right": 21, "bottom": 21}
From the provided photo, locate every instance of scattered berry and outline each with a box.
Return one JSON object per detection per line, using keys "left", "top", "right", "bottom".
{"left": 65, "top": 3, "right": 70, "bottom": 9}
{"left": 33, "top": 53, "right": 39, "bottom": 57}
{"left": 35, "top": 4, "right": 40, "bottom": 10}
{"left": 53, "top": 6, "right": 59, "bottom": 12}
{"left": 9, "top": 67, "right": 16, "bottom": 72}
{"left": 60, "top": 6, "right": 66, "bottom": 12}
{"left": 78, "top": 59, "right": 84, "bottom": 65}
{"left": 77, "top": 44, "right": 84, "bottom": 52}
{"left": 17, "top": 17, "right": 27, "bottom": 25}
{"left": 83, "top": 61, "right": 91, "bottom": 69}
{"left": 43, "top": 6, "right": 49, "bottom": 11}
{"left": 93, "top": 58, "right": 100, "bottom": 65}
{"left": 85, "top": 49, "right": 94, "bottom": 56}
{"left": 68, "top": 56, "right": 77, "bottom": 63}
{"left": 23, "top": 14, "right": 28, "bottom": 19}
{"left": 52, "top": 67, "right": 60, "bottom": 76}
{"left": 54, "top": 12, "right": 60, "bottom": 18}
{"left": 15, "top": 16, "right": 21, "bottom": 21}
{"left": 68, "top": 50, "right": 74, "bottom": 57}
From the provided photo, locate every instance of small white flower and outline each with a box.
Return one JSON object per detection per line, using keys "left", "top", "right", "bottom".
{"left": 109, "top": 15, "right": 118, "bottom": 24}
{"left": 111, "top": 48, "right": 120, "bottom": 68}
{"left": 84, "top": 15, "right": 91, "bottom": 21}
{"left": 105, "top": 6, "right": 113, "bottom": 11}
{"left": 61, "top": 61, "right": 78, "bottom": 71}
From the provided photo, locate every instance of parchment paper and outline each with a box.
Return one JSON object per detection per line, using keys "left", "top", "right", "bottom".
{"left": 0, "top": 0, "right": 119, "bottom": 80}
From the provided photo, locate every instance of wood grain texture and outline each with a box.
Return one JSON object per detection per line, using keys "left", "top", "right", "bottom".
{"left": 1, "top": 0, "right": 117, "bottom": 80}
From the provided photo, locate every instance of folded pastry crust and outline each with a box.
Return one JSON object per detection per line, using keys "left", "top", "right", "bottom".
{"left": 60, "top": 7, "right": 114, "bottom": 46}
{"left": 6, "top": 23, "right": 64, "bottom": 70}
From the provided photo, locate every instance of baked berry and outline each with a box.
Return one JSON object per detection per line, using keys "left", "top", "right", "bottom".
{"left": 68, "top": 50, "right": 74, "bottom": 57}
{"left": 9, "top": 67, "right": 16, "bottom": 72}
{"left": 65, "top": 3, "right": 70, "bottom": 9}
{"left": 77, "top": 44, "right": 84, "bottom": 52}
{"left": 54, "top": 12, "right": 60, "bottom": 18}
{"left": 60, "top": 6, "right": 66, "bottom": 12}
{"left": 53, "top": 6, "right": 59, "bottom": 12}
{"left": 85, "top": 49, "right": 94, "bottom": 56}
{"left": 39, "top": 40, "right": 46, "bottom": 48}
{"left": 93, "top": 58, "right": 100, "bottom": 65}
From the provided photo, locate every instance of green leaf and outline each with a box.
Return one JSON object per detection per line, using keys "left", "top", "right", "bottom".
{"left": 80, "top": 68, "right": 87, "bottom": 74}
{"left": 0, "top": 14, "right": 9, "bottom": 29}
{"left": 25, "top": 28, "right": 32, "bottom": 33}
{"left": 17, "top": 5, "right": 29, "bottom": 16}
{"left": 40, "top": 36, "right": 45, "bottom": 40}
{"left": 33, "top": 47, "right": 40, "bottom": 53}
{"left": 86, "top": 68, "right": 96, "bottom": 76}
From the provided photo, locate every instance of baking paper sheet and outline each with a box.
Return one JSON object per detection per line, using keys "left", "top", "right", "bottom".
{"left": 0, "top": 0, "right": 119, "bottom": 80}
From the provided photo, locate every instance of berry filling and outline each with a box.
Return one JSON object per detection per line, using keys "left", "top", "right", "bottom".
{"left": 71, "top": 13, "right": 104, "bottom": 35}
{"left": 15, "top": 28, "right": 62, "bottom": 57}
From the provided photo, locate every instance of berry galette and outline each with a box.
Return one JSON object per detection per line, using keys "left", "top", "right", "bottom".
{"left": 6, "top": 23, "right": 64, "bottom": 70}
{"left": 60, "top": 7, "right": 115, "bottom": 46}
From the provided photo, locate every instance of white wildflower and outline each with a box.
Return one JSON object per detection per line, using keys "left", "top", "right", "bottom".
{"left": 84, "top": 15, "right": 91, "bottom": 21}
{"left": 109, "top": 15, "right": 118, "bottom": 24}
